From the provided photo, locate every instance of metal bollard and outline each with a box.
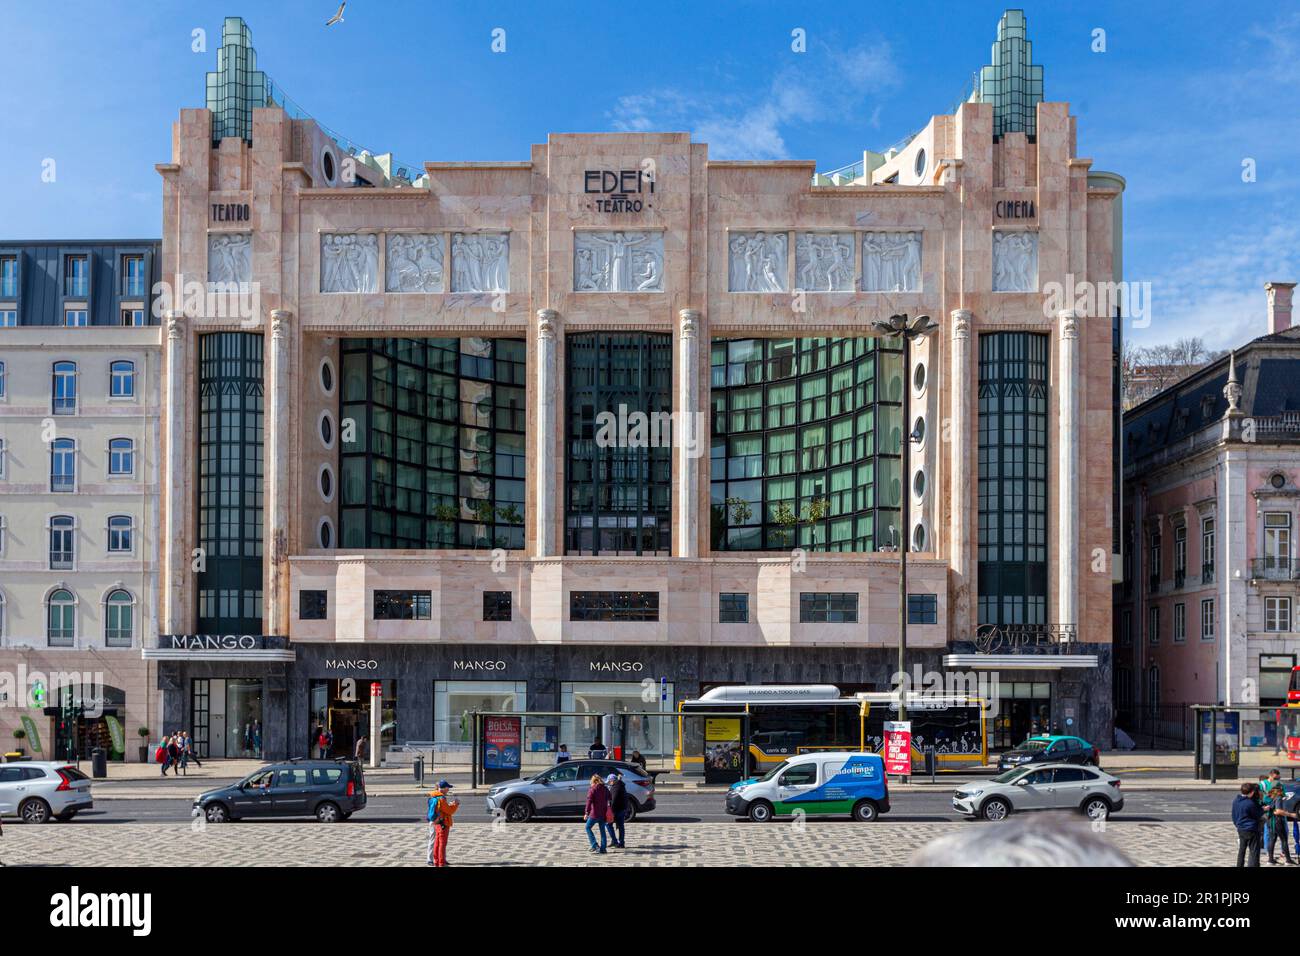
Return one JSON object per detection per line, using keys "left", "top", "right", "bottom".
{"left": 413, "top": 755, "right": 424, "bottom": 786}
{"left": 926, "top": 746, "right": 936, "bottom": 784}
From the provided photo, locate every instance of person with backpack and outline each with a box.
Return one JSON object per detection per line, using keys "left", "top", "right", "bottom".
{"left": 426, "top": 780, "right": 459, "bottom": 867}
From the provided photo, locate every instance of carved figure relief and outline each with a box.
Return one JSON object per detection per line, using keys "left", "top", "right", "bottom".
{"left": 992, "top": 230, "right": 1039, "bottom": 292}
{"left": 574, "top": 231, "right": 664, "bottom": 292}
{"left": 861, "top": 232, "right": 922, "bottom": 292}
{"left": 208, "top": 233, "right": 252, "bottom": 285}
{"left": 450, "top": 233, "right": 510, "bottom": 293}
{"left": 321, "top": 233, "right": 379, "bottom": 293}
{"left": 386, "top": 234, "right": 444, "bottom": 292}
{"left": 795, "top": 232, "right": 855, "bottom": 292}
{"left": 728, "top": 231, "right": 788, "bottom": 292}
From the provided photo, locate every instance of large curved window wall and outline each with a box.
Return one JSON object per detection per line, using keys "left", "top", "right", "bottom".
{"left": 339, "top": 337, "right": 526, "bottom": 550}
{"left": 710, "top": 337, "right": 903, "bottom": 552}
{"left": 566, "top": 332, "right": 673, "bottom": 555}
{"left": 197, "top": 332, "right": 265, "bottom": 633}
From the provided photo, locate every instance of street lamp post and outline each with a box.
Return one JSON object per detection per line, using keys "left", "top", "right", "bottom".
{"left": 871, "top": 314, "right": 938, "bottom": 726}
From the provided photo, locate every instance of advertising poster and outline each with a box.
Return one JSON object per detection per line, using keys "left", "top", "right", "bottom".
{"left": 483, "top": 715, "right": 522, "bottom": 771}
{"left": 704, "top": 716, "right": 743, "bottom": 784}
{"left": 20, "top": 714, "right": 42, "bottom": 754}
{"left": 884, "top": 720, "right": 912, "bottom": 775}
{"left": 1199, "top": 711, "right": 1240, "bottom": 767}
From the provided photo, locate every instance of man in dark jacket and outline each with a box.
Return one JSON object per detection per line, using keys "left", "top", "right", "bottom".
{"left": 606, "top": 773, "right": 628, "bottom": 849}
{"left": 1234, "top": 782, "right": 1264, "bottom": 866}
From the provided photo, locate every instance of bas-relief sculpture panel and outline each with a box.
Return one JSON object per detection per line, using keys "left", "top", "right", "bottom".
{"left": 574, "top": 231, "right": 664, "bottom": 292}
{"left": 992, "top": 230, "right": 1039, "bottom": 292}
{"left": 321, "top": 234, "right": 380, "bottom": 293}
{"left": 795, "top": 232, "right": 855, "bottom": 292}
{"left": 728, "top": 232, "right": 788, "bottom": 292}
{"left": 386, "top": 234, "right": 444, "bottom": 293}
{"left": 208, "top": 233, "right": 251, "bottom": 285}
{"left": 861, "top": 232, "right": 922, "bottom": 292}
{"left": 451, "top": 233, "right": 510, "bottom": 293}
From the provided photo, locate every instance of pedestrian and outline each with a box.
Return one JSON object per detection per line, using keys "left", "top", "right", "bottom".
{"left": 584, "top": 774, "right": 611, "bottom": 854}
{"left": 555, "top": 744, "right": 572, "bottom": 764}
{"left": 158, "top": 734, "right": 171, "bottom": 776}
{"left": 426, "top": 780, "right": 459, "bottom": 867}
{"left": 606, "top": 772, "right": 627, "bottom": 849}
{"left": 1259, "top": 768, "right": 1283, "bottom": 800}
{"left": 317, "top": 726, "right": 331, "bottom": 759}
{"left": 354, "top": 734, "right": 366, "bottom": 762}
{"left": 181, "top": 731, "right": 202, "bottom": 768}
{"left": 628, "top": 750, "right": 647, "bottom": 774}
{"left": 1267, "top": 783, "right": 1297, "bottom": 864}
{"left": 588, "top": 739, "right": 608, "bottom": 760}
{"left": 1234, "top": 782, "right": 1264, "bottom": 867}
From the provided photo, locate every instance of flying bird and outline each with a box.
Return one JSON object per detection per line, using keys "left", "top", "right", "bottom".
{"left": 325, "top": 2, "right": 346, "bottom": 26}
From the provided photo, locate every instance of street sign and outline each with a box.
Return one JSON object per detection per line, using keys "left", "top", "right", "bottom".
{"left": 884, "top": 720, "right": 912, "bottom": 776}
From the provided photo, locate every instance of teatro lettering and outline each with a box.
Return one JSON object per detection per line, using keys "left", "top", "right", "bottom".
{"left": 589, "top": 661, "right": 644, "bottom": 673}
{"left": 995, "top": 199, "right": 1036, "bottom": 220}
{"left": 452, "top": 660, "right": 507, "bottom": 671}
{"left": 583, "top": 169, "right": 654, "bottom": 213}
{"left": 211, "top": 202, "right": 251, "bottom": 222}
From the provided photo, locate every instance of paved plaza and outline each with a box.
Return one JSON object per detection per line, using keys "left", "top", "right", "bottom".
{"left": 0, "top": 819, "right": 1246, "bottom": 867}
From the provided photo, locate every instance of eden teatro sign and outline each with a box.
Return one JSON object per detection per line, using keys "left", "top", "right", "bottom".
{"left": 583, "top": 169, "right": 655, "bottom": 213}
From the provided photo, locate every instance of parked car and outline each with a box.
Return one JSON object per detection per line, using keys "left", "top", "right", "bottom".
{"left": 997, "top": 734, "right": 1099, "bottom": 771}
{"left": 192, "top": 758, "right": 366, "bottom": 823}
{"left": 485, "top": 759, "right": 659, "bottom": 822}
{"left": 952, "top": 763, "right": 1123, "bottom": 821}
{"left": 0, "top": 761, "right": 94, "bottom": 823}
{"left": 725, "top": 751, "right": 890, "bottom": 823}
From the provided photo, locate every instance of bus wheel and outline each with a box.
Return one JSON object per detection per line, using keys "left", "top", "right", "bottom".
{"left": 981, "top": 797, "right": 1011, "bottom": 821}
{"left": 747, "top": 800, "right": 775, "bottom": 823}
{"left": 851, "top": 799, "right": 879, "bottom": 822}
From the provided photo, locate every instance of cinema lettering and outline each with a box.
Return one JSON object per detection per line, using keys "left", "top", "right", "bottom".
{"left": 583, "top": 169, "right": 654, "bottom": 213}
{"left": 995, "top": 199, "right": 1036, "bottom": 220}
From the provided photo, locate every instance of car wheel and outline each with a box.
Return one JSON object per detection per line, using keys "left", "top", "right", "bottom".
{"left": 981, "top": 797, "right": 1011, "bottom": 821}
{"left": 55, "top": 810, "right": 78, "bottom": 822}
{"left": 316, "top": 801, "right": 342, "bottom": 823}
{"left": 20, "top": 798, "right": 52, "bottom": 824}
{"left": 851, "top": 799, "right": 879, "bottom": 822}
{"left": 204, "top": 803, "right": 229, "bottom": 824}
{"left": 748, "top": 800, "right": 775, "bottom": 823}
{"left": 1083, "top": 797, "right": 1111, "bottom": 820}
{"left": 503, "top": 797, "right": 533, "bottom": 823}
{"left": 623, "top": 800, "right": 638, "bottom": 823}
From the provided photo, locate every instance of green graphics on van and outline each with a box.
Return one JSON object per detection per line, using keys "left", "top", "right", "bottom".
{"left": 776, "top": 753, "right": 885, "bottom": 816}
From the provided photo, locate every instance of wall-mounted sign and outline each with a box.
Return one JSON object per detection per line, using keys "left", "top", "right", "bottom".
{"left": 995, "top": 199, "right": 1036, "bottom": 220}
{"left": 589, "top": 661, "right": 644, "bottom": 673}
{"left": 211, "top": 202, "right": 251, "bottom": 222}
{"left": 452, "top": 660, "right": 508, "bottom": 672}
{"left": 160, "top": 634, "right": 287, "bottom": 651}
{"left": 583, "top": 169, "right": 654, "bottom": 213}
{"left": 325, "top": 659, "right": 379, "bottom": 671}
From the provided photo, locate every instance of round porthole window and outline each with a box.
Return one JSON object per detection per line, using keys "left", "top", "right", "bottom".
{"left": 319, "top": 411, "right": 335, "bottom": 449}
{"left": 320, "top": 358, "right": 336, "bottom": 396}
{"left": 914, "top": 148, "right": 927, "bottom": 180}
{"left": 319, "top": 464, "right": 335, "bottom": 502}
{"left": 912, "top": 524, "right": 927, "bottom": 552}
{"left": 1271, "top": 472, "right": 1287, "bottom": 489}
{"left": 912, "top": 416, "right": 926, "bottom": 445}
{"left": 321, "top": 146, "right": 337, "bottom": 185}
{"left": 913, "top": 469, "right": 926, "bottom": 499}
{"left": 913, "top": 361, "right": 927, "bottom": 393}
{"left": 318, "top": 517, "right": 334, "bottom": 549}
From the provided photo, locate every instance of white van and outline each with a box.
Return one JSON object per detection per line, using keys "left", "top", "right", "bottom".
{"left": 723, "top": 750, "right": 890, "bottom": 822}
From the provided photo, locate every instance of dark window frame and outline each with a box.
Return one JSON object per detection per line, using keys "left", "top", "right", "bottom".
{"left": 299, "top": 590, "right": 328, "bottom": 620}
{"left": 374, "top": 589, "right": 432, "bottom": 620}
{"left": 483, "top": 590, "right": 513, "bottom": 622}
{"left": 798, "top": 592, "right": 859, "bottom": 623}
{"left": 569, "top": 591, "right": 660, "bottom": 623}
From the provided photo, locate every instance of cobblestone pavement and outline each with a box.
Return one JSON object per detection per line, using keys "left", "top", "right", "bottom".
{"left": 0, "top": 819, "right": 1245, "bottom": 867}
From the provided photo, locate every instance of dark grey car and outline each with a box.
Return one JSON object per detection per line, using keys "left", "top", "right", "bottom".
{"left": 192, "top": 758, "right": 367, "bottom": 823}
{"left": 484, "top": 759, "right": 659, "bottom": 822}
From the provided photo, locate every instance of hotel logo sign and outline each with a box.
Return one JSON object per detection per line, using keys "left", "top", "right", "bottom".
{"left": 584, "top": 168, "right": 655, "bottom": 213}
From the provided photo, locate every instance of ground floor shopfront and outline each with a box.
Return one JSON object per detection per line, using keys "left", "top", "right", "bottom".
{"left": 150, "top": 641, "right": 1113, "bottom": 761}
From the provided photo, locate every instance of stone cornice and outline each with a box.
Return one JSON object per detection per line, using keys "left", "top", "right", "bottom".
{"left": 299, "top": 188, "right": 430, "bottom": 200}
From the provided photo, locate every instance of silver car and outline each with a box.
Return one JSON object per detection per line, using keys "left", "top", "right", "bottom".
{"left": 485, "top": 759, "right": 659, "bottom": 823}
{"left": 952, "top": 762, "right": 1123, "bottom": 821}
{"left": 0, "top": 761, "right": 94, "bottom": 823}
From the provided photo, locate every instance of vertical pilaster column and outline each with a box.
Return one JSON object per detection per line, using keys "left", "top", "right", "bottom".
{"left": 1222, "top": 450, "right": 1248, "bottom": 703}
{"left": 677, "top": 309, "right": 702, "bottom": 558}
{"left": 1057, "top": 310, "right": 1080, "bottom": 639}
{"left": 163, "top": 310, "right": 187, "bottom": 633}
{"left": 535, "top": 309, "right": 559, "bottom": 557}
{"left": 949, "top": 309, "right": 973, "bottom": 583}
{"left": 266, "top": 309, "right": 293, "bottom": 636}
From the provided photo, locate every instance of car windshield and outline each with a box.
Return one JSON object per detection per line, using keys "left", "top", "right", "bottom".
{"left": 992, "top": 767, "right": 1031, "bottom": 784}
{"left": 758, "top": 760, "right": 791, "bottom": 782}
{"left": 1016, "top": 739, "right": 1050, "bottom": 751}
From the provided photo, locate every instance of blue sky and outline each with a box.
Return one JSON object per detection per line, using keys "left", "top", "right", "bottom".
{"left": 1, "top": 0, "right": 1297, "bottom": 349}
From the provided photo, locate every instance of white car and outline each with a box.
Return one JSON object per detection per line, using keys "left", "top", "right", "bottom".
{"left": 952, "top": 762, "right": 1123, "bottom": 821}
{"left": 0, "top": 761, "right": 94, "bottom": 823}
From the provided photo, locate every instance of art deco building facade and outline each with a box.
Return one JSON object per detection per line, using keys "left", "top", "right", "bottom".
{"left": 146, "top": 14, "right": 1122, "bottom": 759}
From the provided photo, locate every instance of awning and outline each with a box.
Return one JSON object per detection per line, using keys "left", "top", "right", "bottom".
{"left": 942, "top": 654, "right": 1098, "bottom": 671}
{"left": 141, "top": 648, "right": 296, "bottom": 662}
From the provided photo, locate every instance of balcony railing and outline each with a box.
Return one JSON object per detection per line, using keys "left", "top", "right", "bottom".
{"left": 1251, "top": 558, "right": 1299, "bottom": 581}
{"left": 1202, "top": 563, "right": 1215, "bottom": 585}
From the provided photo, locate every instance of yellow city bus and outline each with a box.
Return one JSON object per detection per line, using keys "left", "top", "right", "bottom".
{"left": 676, "top": 685, "right": 988, "bottom": 778}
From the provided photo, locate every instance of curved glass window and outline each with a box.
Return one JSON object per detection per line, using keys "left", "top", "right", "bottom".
{"left": 565, "top": 332, "right": 673, "bottom": 555}
{"left": 711, "top": 337, "right": 902, "bottom": 552}
{"left": 339, "top": 337, "right": 526, "bottom": 550}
